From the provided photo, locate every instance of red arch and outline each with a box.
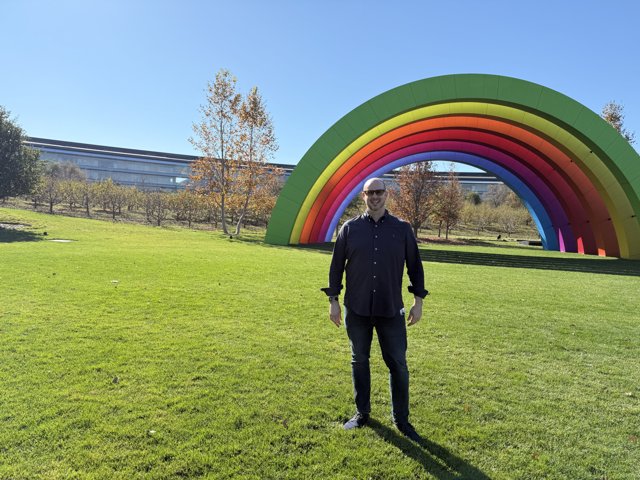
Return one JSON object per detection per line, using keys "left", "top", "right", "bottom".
{"left": 300, "top": 116, "right": 618, "bottom": 256}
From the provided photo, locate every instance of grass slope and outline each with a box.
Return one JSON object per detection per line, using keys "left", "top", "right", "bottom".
{"left": 1, "top": 208, "right": 639, "bottom": 479}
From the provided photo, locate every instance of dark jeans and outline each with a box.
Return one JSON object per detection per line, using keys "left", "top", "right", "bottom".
{"left": 344, "top": 309, "right": 409, "bottom": 424}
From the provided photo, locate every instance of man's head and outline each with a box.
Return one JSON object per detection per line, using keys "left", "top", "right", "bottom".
{"left": 361, "top": 178, "right": 388, "bottom": 216}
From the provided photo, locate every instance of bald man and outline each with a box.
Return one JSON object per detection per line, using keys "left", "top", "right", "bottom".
{"left": 322, "top": 177, "right": 428, "bottom": 441}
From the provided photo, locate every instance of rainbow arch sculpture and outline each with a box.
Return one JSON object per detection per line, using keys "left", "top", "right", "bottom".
{"left": 265, "top": 74, "right": 640, "bottom": 259}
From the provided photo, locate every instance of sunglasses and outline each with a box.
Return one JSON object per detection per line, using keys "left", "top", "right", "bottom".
{"left": 363, "top": 189, "right": 386, "bottom": 196}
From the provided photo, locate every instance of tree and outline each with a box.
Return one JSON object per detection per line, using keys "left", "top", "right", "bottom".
{"left": 485, "top": 184, "right": 511, "bottom": 208}
{"left": 145, "top": 191, "right": 172, "bottom": 227}
{"left": 466, "top": 191, "right": 481, "bottom": 205}
{"left": 95, "top": 179, "right": 127, "bottom": 219}
{"left": 495, "top": 204, "right": 529, "bottom": 238}
{"left": 601, "top": 101, "right": 635, "bottom": 145}
{"left": 52, "top": 162, "right": 86, "bottom": 211}
{"left": 0, "top": 106, "right": 41, "bottom": 200}
{"left": 81, "top": 181, "right": 97, "bottom": 217}
{"left": 39, "top": 162, "right": 78, "bottom": 213}
{"left": 432, "top": 166, "right": 464, "bottom": 239}
{"left": 392, "top": 161, "right": 440, "bottom": 236}
{"left": 232, "top": 86, "right": 278, "bottom": 235}
{"left": 252, "top": 166, "right": 284, "bottom": 227}
{"left": 35, "top": 175, "right": 61, "bottom": 214}
{"left": 60, "top": 179, "right": 85, "bottom": 210}
{"left": 189, "top": 69, "right": 242, "bottom": 234}
{"left": 172, "top": 189, "right": 204, "bottom": 228}
{"left": 124, "top": 186, "right": 142, "bottom": 213}
{"left": 462, "top": 202, "right": 496, "bottom": 235}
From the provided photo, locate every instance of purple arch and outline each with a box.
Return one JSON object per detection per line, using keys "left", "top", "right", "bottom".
{"left": 324, "top": 151, "right": 563, "bottom": 251}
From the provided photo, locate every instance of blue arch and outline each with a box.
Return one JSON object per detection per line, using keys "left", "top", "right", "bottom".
{"left": 324, "top": 151, "right": 559, "bottom": 250}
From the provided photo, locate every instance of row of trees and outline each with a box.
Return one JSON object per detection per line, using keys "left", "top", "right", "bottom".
{"left": 0, "top": 87, "right": 636, "bottom": 237}
{"left": 390, "top": 163, "right": 466, "bottom": 239}
{"left": 29, "top": 163, "right": 281, "bottom": 229}
{"left": 461, "top": 201, "right": 533, "bottom": 238}
{"left": 0, "top": 69, "right": 281, "bottom": 235}
{"left": 382, "top": 162, "right": 536, "bottom": 240}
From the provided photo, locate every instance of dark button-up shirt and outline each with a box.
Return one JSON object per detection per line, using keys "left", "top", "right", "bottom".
{"left": 322, "top": 210, "right": 428, "bottom": 318}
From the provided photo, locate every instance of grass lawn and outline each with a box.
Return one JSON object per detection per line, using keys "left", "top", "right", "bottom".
{"left": 1, "top": 207, "right": 639, "bottom": 479}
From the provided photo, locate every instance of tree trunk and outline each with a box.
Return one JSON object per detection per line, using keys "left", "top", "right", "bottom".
{"left": 234, "top": 212, "right": 245, "bottom": 236}
{"left": 234, "top": 185, "right": 254, "bottom": 235}
{"left": 220, "top": 194, "right": 229, "bottom": 234}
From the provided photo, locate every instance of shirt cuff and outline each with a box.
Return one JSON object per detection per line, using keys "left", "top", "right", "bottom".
{"left": 321, "top": 286, "right": 342, "bottom": 296}
{"left": 408, "top": 285, "right": 429, "bottom": 298}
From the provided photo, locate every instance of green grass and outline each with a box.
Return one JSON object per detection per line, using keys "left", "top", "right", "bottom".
{"left": 1, "top": 207, "right": 639, "bottom": 479}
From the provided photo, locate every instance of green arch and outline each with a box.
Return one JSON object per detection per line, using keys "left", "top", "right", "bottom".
{"left": 266, "top": 74, "right": 640, "bottom": 259}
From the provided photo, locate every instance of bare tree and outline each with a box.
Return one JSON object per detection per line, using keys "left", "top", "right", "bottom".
{"left": 462, "top": 202, "right": 496, "bottom": 235}
{"left": 495, "top": 204, "right": 530, "bottom": 238}
{"left": 60, "top": 179, "right": 85, "bottom": 210}
{"left": 81, "top": 181, "right": 96, "bottom": 217}
{"left": 601, "top": 101, "right": 635, "bottom": 144}
{"left": 95, "top": 179, "right": 128, "bottom": 220}
{"left": 39, "top": 175, "right": 62, "bottom": 214}
{"left": 433, "top": 166, "right": 464, "bottom": 239}
{"left": 485, "top": 184, "right": 511, "bottom": 208}
{"left": 172, "top": 189, "right": 204, "bottom": 228}
{"left": 39, "top": 163, "right": 65, "bottom": 213}
{"left": 144, "top": 191, "right": 172, "bottom": 226}
{"left": 189, "top": 69, "right": 241, "bottom": 234}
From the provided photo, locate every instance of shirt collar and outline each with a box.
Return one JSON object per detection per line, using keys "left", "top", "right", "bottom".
{"left": 363, "top": 209, "right": 388, "bottom": 223}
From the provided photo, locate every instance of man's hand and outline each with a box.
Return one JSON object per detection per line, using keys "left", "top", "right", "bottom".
{"left": 407, "top": 297, "right": 423, "bottom": 326}
{"left": 329, "top": 301, "right": 342, "bottom": 327}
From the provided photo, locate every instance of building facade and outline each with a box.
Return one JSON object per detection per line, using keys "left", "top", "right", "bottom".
{"left": 26, "top": 137, "right": 502, "bottom": 197}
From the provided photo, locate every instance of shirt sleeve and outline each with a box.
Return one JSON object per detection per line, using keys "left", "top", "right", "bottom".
{"left": 320, "top": 223, "right": 348, "bottom": 297}
{"left": 404, "top": 224, "right": 429, "bottom": 298}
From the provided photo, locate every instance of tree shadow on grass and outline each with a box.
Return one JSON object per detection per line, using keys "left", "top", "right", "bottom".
{"left": 368, "top": 419, "right": 491, "bottom": 479}
{"left": 420, "top": 249, "right": 640, "bottom": 277}
{"left": 0, "top": 226, "right": 45, "bottom": 243}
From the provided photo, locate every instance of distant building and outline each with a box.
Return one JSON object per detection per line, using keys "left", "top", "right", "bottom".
{"left": 26, "top": 137, "right": 502, "bottom": 197}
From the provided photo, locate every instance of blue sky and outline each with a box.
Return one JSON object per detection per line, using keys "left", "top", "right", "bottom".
{"left": 2, "top": 0, "right": 639, "bottom": 166}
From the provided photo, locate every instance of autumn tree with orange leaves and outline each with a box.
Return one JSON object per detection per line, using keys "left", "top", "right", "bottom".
{"left": 189, "top": 70, "right": 279, "bottom": 235}
{"left": 189, "top": 69, "right": 241, "bottom": 235}
{"left": 432, "top": 166, "right": 465, "bottom": 239}
{"left": 392, "top": 161, "right": 441, "bottom": 237}
{"left": 232, "top": 86, "right": 278, "bottom": 235}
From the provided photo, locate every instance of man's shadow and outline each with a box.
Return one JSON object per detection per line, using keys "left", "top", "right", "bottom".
{"left": 368, "top": 419, "right": 491, "bottom": 479}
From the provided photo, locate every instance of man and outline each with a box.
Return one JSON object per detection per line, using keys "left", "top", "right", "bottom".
{"left": 321, "top": 177, "right": 428, "bottom": 442}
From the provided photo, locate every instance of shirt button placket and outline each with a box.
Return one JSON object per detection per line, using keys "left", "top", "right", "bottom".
{"left": 372, "top": 223, "right": 378, "bottom": 297}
